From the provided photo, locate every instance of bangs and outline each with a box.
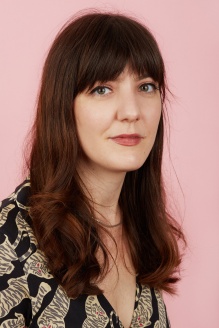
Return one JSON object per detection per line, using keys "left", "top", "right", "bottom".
{"left": 74, "top": 14, "right": 165, "bottom": 95}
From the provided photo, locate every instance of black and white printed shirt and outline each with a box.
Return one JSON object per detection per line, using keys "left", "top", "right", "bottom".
{"left": 0, "top": 179, "right": 170, "bottom": 327}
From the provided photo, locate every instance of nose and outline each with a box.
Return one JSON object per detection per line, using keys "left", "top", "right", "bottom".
{"left": 116, "top": 92, "right": 140, "bottom": 122}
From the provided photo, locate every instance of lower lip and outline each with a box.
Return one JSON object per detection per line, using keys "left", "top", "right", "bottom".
{"left": 110, "top": 136, "right": 142, "bottom": 146}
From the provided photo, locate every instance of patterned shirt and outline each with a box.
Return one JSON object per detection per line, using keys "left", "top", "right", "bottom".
{"left": 0, "top": 180, "right": 170, "bottom": 327}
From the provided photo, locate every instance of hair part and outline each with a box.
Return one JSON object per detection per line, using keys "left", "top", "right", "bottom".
{"left": 27, "top": 11, "right": 185, "bottom": 298}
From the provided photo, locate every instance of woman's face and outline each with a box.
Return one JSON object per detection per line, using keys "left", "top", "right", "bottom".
{"left": 74, "top": 66, "right": 162, "bottom": 175}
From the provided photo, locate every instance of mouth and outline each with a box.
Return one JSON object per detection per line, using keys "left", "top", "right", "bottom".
{"left": 110, "top": 134, "right": 143, "bottom": 146}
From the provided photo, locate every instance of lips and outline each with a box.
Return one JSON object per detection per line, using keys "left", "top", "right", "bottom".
{"left": 110, "top": 134, "right": 143, "bottom": 146}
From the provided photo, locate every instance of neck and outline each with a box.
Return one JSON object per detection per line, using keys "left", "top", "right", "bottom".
{"left": 76, "top": 161, "right": 126, "bottom": 225}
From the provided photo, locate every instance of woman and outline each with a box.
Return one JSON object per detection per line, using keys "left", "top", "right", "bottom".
{"left": 0, "top": 11, "right": 185, "bottom": 327}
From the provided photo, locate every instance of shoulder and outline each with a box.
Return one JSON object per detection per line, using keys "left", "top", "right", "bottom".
{"left": 0, "top": 180, "right": 36, "bottom": 322}
{"left": 0, "top": 178, "right": 31, "bottom": 215}
{"left": 0, "top": 181, "right": 59, "bottom": 324}
{"left": 1, "top": 179, "right": 31, "bottom": 227}
{"left": 0, "top": 178, "right": 37, "bottom": 262}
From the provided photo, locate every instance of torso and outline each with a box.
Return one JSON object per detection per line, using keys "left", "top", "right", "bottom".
{"left": 0, "top": 179, "right": 170, "bottom": 327}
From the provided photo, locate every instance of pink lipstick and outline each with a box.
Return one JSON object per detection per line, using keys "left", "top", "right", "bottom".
{"left": 110, "top": 134, "right": 142, "bottom": 146}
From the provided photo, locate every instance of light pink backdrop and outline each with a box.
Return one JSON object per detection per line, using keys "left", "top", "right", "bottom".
{"left": 0, "top": 1, "right": 218, "bottom": 327}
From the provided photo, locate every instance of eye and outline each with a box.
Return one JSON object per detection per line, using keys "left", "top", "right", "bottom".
{"left": 90, "top": 86, "right": 111, "bottom": 95}
{"left": 139, "top": 83, "right": 159, "bottom": 93}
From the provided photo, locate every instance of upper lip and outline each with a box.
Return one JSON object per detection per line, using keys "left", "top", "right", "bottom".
{"left": 110, "top": 134, "right": 143, "bottom": 139}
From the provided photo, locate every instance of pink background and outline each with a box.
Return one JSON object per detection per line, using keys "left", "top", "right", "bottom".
{"left": 0, "top": 1, "right": 218, "bottom": 327}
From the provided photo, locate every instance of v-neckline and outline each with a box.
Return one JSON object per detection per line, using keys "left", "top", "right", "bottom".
{"left": 99, "top": 283, "right": 140, "bottom": 328}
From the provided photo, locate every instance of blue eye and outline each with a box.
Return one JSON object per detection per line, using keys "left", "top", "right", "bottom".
{"left": 139, "top": 83, "right": 159, "bottom": 93}
{"left": 91, "top": 86, "right": 111, "bottom": 95}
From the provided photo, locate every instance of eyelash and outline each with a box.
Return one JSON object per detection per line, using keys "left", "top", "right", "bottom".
{"left": 90, "top": 86, "right": 111, "bottom": 95}
{"left": 90, "top": 82, "right": 159, "bottom": 95}
{"left": 139, "top": 83, "right": 159, "bottom": 93}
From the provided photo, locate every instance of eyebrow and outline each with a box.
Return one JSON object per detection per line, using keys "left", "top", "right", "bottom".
{"left": 136, "top": 73, "right": 151, "bottom": 81}
{"left": 115, "top": 72, "right": 151, "bottom": 83}
{"left": 88, "top": 72, "right": 153, "bottom": 88}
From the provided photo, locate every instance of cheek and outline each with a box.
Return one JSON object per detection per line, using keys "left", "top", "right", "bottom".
{"left": 154, "top": 108, "right": 162, "bottom": 131}
{"left": 75, "top": 108, "right": 114, "bottom": 139}
{"left": 143, "top": 104, "right": 162, "bottom": 135}
{"left": 76, "top": 116, "right": 106, "bottom": 140}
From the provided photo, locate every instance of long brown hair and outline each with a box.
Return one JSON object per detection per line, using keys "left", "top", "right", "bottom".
{"left": 28, "top": 11, "right": 185, "bottom": 297}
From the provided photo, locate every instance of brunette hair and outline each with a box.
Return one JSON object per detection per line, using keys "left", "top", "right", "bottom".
{"left": 28, "top": 11, "right": 185, "bottom": 297}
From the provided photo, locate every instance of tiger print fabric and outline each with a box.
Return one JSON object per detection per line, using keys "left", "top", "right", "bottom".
{"left": 0, "top": 180, "right": 170, "bottom": 327}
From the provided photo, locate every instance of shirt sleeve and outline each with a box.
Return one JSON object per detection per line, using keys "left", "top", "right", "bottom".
{"left": 0, "top": 230, "right": 32, "bottom": 327}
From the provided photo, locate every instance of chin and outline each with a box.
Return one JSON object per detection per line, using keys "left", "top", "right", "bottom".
{"left": 113, "top": 159, "right": 147, "bottom": 173}
{"left": 125, "top": 164, "right": 145, "bottom": 172}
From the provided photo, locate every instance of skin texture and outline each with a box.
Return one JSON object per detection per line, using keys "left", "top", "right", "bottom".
{"left": 73, "top": 66, "right": 162, "bottom": 327}
{"left": 74, "top": 66, "right": 162, "bottom": 178}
